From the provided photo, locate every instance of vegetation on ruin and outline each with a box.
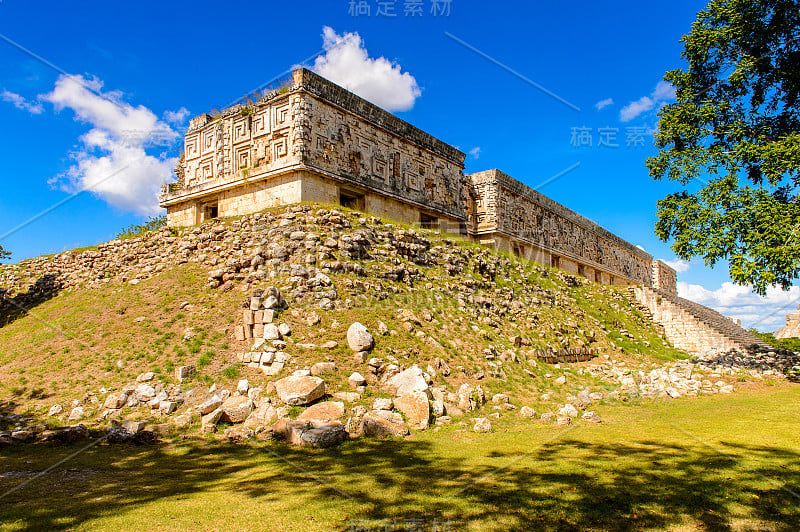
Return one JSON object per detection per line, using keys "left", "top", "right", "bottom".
{"left": 750, "top": 329, "right": 800, "bottom": 352}
{"left": 647, "top": 0, "right": 800, "bottom": 295}
{"left": 115, "top": 215, "right": 167, "bottom": 240}
{"left": 0, "top": 244, "right": 9, "bottom": 263}
{"left": 1, "top": 203, "right": 797, "bottom": 530}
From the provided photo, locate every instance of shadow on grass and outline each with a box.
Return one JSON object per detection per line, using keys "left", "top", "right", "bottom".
{"left": 0, "top": 274, "right": 61, "bottom": 329}
{"left": 1, "top": 434, "right": 799, "bottom": 531}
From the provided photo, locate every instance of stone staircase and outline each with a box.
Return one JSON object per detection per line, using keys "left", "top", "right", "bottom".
{"left": 628, "top": 286, "right": 771, "bottom": 354}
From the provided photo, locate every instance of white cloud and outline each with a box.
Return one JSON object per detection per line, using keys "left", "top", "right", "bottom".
{"left": 1, "top": 89, "right": 44, "bottom": 114}
{"left": 163, "top": 107, "right": 189, "bottom": 125}
{"left": 636, "top": 244, "right": 647, "bottom": 252}
{"left": 469, "top": 147, "right": 481, "bottom": 159}
{"left": 619, "top": 81, "right": 676, "bottom": 122}
{"left": 42, "top": 74, "right": 178, "bottom": 215}
{"left": 651, "top": 80, "right": 676, "bottom": 101}
{"left": 678, "top": 281, "right": 800, "bottom": 331}
{"left": 660, "top": 258, "right": 691, "bottom": 273}
{"left": 311, "top": 26, "right": 421, "bottom": 112}
{"left": 620, "top": 96, "right": 655, "bottom": 122}
{"left": 595, "top": 97, "right": 613, "bottom": 110}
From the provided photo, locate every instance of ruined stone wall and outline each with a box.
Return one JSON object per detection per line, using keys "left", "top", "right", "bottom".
{"left": 776, "top": 306, "right": 800, "bottom": 339}
{"left": 652, "top": 260, "right": 677, "bottom": 294}
{"left": 469, "top": 169, "right": 652, "bottom": 285}
{"left": 217, "top": 172, "right": 304, "bottom": 219}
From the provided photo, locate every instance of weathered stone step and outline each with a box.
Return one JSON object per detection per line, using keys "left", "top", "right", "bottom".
{"left": 627, "top": 286, "right": 771, "bottom": 353}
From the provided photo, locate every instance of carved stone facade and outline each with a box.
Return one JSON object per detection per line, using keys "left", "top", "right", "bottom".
{"left": 468, "top": 169, "right": 655, "bottom": 286}
{"left": 159, "top": 67, "right": 677, "bottom": 288}
{"left": 160, "top": 68, "right": 467, "bottom": 231}
{"left": 652, "top": 260, "right": 678, "bottom": 294}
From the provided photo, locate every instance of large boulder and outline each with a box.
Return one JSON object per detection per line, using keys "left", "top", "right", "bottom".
{"left": 473, "top": 417, "right": 492, "bottom": 433}
{"left": 297, "top": 401, "right": 345, "bottom": 424}
{"left": 104, "top": 392, "right": 128, "bottom": 410}
{"left": 386, "top": 366, "right": 430, "bottom": 397}
{"left": 196, "top": 395, "right": 222, "bottom": 415}
{"left": 310, "top": 361, "right": 336, "bottom": 376}
{"left": 456, "top": 383, "right": 485, "bottom": 412}
{"left": 289, "top": 422, "right": 349, "bottom": 448}
{"left": 221, "top": 396, "right": 254, "bottom": 423}
{"left": 244, "top": 402, "right": 279, "bottom": 428}
{"left": 558, "top": 404, "right": 579, "bottom": 418}
{"left": 347, "top": 322, "right": 374, "bottom": 352}
{"left": 359, "top": 410, "right": 409, "bottom": 438}
{"left": 275, "top": 375, "right": 325, "bottom": 405}
{"left": 393, "top": 393, "right": 430, "bottom": 430}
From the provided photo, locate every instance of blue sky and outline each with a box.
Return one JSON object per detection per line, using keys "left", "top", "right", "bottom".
{"left": 0, "top": 0, "right": 796, "bottom": 330}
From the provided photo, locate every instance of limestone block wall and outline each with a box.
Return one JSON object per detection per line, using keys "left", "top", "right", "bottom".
{"left": 469, "top": 169, "right": 652, "bottom": 285}
{"left": 218, "top": 172, "right": 304, "bottom": 219}
{"left": 166, "top": 201, "right": 197, "bottom": 227}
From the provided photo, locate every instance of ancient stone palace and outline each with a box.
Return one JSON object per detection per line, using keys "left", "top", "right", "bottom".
{"left": 160, "top": 67, "right": 676, "bottom": 292}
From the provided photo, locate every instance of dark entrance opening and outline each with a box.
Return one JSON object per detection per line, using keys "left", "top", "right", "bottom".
{"left": 203, "top": 202, "right": 218, "bottom": 221}
{"left": 340, "top": 189, "right": 365, "bottom": 212}
{"left": 420, "top": 213, "right": 437, "bottom": 230}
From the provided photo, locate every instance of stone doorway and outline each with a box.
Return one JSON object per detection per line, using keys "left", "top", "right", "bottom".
{"left": 340, "top": 189, "right": 365, "bottom": 212}
{"left": 420, "top": 213, "right": 438, "bottom": 230}
{"left": 198, "top": 200, "right": 218, "bottom": 224}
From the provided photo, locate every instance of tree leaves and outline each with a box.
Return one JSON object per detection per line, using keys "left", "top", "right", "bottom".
{"left": 647, "top": 0, "right": 800, "bottom": 295}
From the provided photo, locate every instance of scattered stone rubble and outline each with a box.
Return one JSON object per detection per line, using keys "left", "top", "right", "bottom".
{"left": 2, "top": 205, "right": 798, "bottom": 449}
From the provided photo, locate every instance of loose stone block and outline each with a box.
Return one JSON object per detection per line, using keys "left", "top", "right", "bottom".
{"left": 175, "top": 365, "right": 196, "bottom": 382}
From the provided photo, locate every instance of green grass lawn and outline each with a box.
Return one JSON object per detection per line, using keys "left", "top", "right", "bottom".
{"left": 1, "top": 386, "right": 798, "bottom": 532}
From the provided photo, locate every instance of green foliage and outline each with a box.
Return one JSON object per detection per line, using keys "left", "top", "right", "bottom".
{"left": 221, "top": 366, "right": 240, "bottom": 380}
{"left": 647, "top": 0, "right": 800, "bottom": 295}
{"left": 196, "top": 350, "right": 215, "bottom": 369}
{"left": 0, "top": 244, "right": 10, "bottom": 263}
{"left": 116, "top": 215, "right": 167, "bottom": 240}
{"left": 749, "top": 329, "right": 800, "bottom": 351}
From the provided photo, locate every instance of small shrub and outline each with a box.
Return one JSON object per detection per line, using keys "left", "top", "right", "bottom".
{"left": 116, "top": 215, "right": 167, "bottom": 240}
{"left": 197, "top": 350, "right": 215, "bottom": 369}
